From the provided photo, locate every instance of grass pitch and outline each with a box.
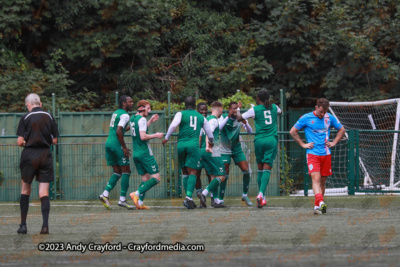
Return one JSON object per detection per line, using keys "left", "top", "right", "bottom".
{"left": 1, "top": 195, "right": 400, "bottom": 266}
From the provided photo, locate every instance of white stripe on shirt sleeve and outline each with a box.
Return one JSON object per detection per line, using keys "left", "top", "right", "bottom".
{"left": 276, "top": 105, "right": 282, "bottom": 115}
{"left": 118, "top": 114, "right": 130, "bottom": 128}
{"left": 218, "top": 115, "right": 229, "bottom": 131}
{"left": 242, "top": 108, "right": 255, "bottom": 120}
{"left": 138, "top": 117, "right": 147, "bottom": 131}
{"left": 208, "top": 118, "right": 219, "bottom": 132}
{"left": 165, "top": 112, "right": 182, "bottom": 140}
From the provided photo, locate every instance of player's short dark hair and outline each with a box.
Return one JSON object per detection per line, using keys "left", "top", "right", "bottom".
{"left": 317, "top": 98, "right": 330, "bottom": 109}
{"left": 184, "top": 96, "right": 196, "bottom": 109}
{"left": 197, "top": 102, "right": 207, "bottom": 110}
{"left": 119, "top": 95, "right": 130, "bottom": 108}
{"left": 257, "top": 89, "right": 270, "bottom": 109}
{"left": 228, "top": 101, "right": 238, "bottom": 109}
{"left": 211, "top": 101, "right": 223, "bottom": 109}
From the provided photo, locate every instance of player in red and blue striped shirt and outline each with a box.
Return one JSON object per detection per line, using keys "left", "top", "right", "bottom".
{"left": 290, "top": 98, "right": 345, "bottom": 215}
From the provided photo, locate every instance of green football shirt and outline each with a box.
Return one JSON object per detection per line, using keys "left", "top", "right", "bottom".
{"left": 178, "top": 109, "right": 205, "bottom": 145}
{"left": 130, "top": 114, "right": 152, "bottom": 157}
{"left": 106, "top": 109, "right": 130, "bottom": 147}
{"left": 202, "top": 114, "right": 221, "bottom": 156}
{"left": 242, "top": 104, "right": 278, "bottom": 141}
{"left": 220, "top": 114, "right": 242, "bottom": 154}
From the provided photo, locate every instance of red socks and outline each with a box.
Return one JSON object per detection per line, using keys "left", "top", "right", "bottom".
{"left": 315, "top": 193, "right": 324, "bottom": 207}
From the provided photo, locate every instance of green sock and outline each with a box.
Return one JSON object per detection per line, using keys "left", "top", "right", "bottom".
{"left": 120, "top": 173, "right": 130, "bottom": 197}
{"left": 257, "top": 170, "right": 263, "bottom": 191}
{"left": 139, "top": 181, "right": 146, "bottom": 201}
{"left": 182, "top": 175, "right": 189, "bottom": 193}
{"left": 243, "top": 171, "right": 250, "bottom": 195}
{"left": 212, "top": 187, "right": 218, "bottom": 200}
{"left": 186, "top": 175, "right": 196, "bottom": 198}
{"left": 206, "top": 177, "right": 221, "bottom": 192}
{"left": 218, "top": 175, "right": 229, "bottom": 201}
{"left": 105, "top": 173, "right": 121, "bottom": 192}
{"left": 260, "top": 170, "right": 271, "bottom": 196}
{"left": 138, "top": 178, "right": 160, "bottom": 195}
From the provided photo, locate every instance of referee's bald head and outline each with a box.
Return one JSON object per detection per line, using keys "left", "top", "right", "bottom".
{"left": 25, "top": 93, "right": 41, "bottom": 106}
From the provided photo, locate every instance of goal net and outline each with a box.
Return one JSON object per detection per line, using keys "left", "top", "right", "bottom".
{"left": 329, "top": 99, "right": 400, "bottom": 192}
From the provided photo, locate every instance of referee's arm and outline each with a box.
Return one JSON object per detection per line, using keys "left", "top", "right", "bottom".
{"left": 16, "top": 115, "right": 26, "bottom": 147}
{"left": 17, "top": 136, "right": 26, "bottom": 147}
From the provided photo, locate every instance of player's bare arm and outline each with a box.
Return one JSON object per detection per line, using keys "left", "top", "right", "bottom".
{"left": 289, "top": 126, "right": 314, "bottom": 149}
{"left": 236, "top": 111, "right": 244, "bottom": 122}
{"left": 117, "top": 126, "right": 131, "bottom": 157}
{"left": 326, "top": 126, "right": 346, "bottom": 148}
{"left": 205, "top": 135, "right": 213, "bottom": 153}
{"left": 140, "top": 131, "right": 164, "bottom": 141}
{"left": 147, "top": 114, "right": 159, "bottom": 127}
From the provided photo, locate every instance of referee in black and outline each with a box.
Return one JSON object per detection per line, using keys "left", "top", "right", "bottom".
{"left": 16, "top": 93, "right": 59, "bottom": 235}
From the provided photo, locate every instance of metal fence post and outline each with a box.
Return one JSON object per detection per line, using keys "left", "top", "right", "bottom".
{"left": 355, "top": 130, "right": 360, "bottom": 191}
{"left": 347, "top": 130, "right": 355, "bottom": 195}
{"left": 280, "top": 89, "right": 285, "bottom": 193}
{"left": 50, "top": 93, "right": 56, "bottom": 200}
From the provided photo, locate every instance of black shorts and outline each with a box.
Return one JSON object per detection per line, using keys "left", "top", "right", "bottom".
{"left": 20, "top": 148, "right": 54, "bottom": 184}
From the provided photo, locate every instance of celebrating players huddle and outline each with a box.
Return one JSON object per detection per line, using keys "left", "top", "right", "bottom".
{"left": 98, "top": 89, "right": 345, "bottom": 215}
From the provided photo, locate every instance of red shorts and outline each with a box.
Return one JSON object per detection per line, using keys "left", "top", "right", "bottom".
{"left": 307, "top": 154, "right": 332, "bottom": 176}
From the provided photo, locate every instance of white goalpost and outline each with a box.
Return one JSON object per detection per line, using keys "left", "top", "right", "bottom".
{"left": 329, "top": 98, "right": 400, "bottom": 191}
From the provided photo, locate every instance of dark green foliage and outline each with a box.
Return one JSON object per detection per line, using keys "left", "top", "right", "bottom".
{"left": 1, "top": 0, "right": 399, "bottom": 111}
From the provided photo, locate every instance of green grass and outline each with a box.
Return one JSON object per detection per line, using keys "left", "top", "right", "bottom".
{"left": 1, "top": 195, "right": 400, "bottom": 266}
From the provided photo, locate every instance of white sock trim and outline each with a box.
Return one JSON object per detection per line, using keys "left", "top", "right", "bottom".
{"left": 202, "top": 189, "right": 209, "bottom": 196}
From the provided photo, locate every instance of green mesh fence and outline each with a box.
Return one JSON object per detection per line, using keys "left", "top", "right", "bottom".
{"left": 3, "top": 111, "right": 396, "bottom": 201}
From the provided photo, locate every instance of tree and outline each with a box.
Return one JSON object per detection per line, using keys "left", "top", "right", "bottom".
{"left": 1, "top": 0, "right": 399, "bottom": 111}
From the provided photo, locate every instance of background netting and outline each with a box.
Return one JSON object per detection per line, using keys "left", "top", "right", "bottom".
{"left": 330, "top": 99, "right": 400, "bottom": 190}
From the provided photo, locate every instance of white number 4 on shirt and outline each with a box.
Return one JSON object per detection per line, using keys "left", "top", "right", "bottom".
{"left": 190, "top": 116, "right": 197, "bottom": 130}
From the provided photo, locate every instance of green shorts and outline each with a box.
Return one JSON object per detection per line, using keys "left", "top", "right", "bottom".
{"left": 133, "top": 155, "right": 159, "bottom": 175}
{"left": 201, "top": 150, "right": 225, "bottom": 176}
{"left": 254, "top": 137, "right": 278, "bottom": 165}
{"left": 178, "top": 142, "right": 201, "bottom": 170}
{"left": 197, "top": 158, "right": 204, "bottom": 169}
{"left": 105, "top": 144, "right": 129, "bottom": 166}
{"left": 221, "top": 145, "right": 246, "bottom": 165}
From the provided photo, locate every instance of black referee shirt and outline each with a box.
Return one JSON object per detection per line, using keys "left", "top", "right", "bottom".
{"left": 16, "top": 107, "right": 59, "bottom": 148}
